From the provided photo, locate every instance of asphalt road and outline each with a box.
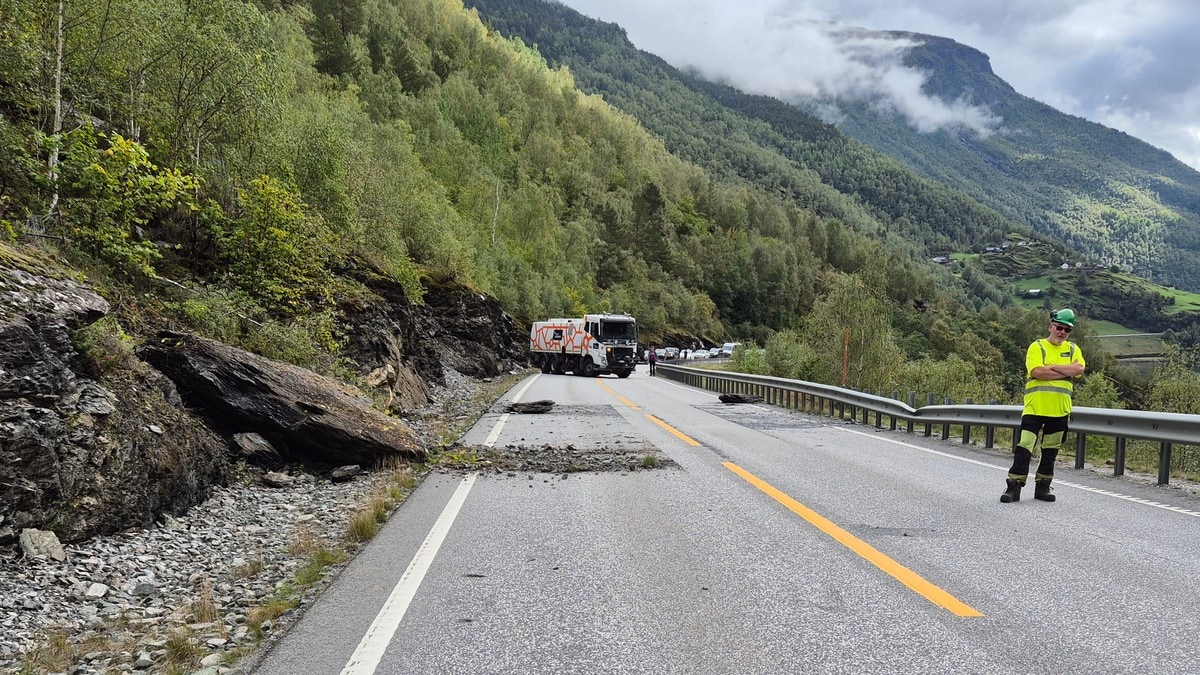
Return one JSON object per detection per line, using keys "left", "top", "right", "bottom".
{"left": 252, "top": 365, "right": 1200, "bottom": 674}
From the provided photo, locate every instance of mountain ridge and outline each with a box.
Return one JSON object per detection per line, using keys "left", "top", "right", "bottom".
{"left": 471, "top": 0, "right": 1200, "bottom": 293}
{"left": 807, "top": 30, "right": 1200, "bottom": 290}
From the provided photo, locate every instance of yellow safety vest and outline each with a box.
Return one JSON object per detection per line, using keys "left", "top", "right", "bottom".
{"left": 1023, "top": 338, "right": 1084, "bottom": 417}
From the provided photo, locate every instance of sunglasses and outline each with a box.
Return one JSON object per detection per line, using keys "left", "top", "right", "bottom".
{"left": 1051, "top": 323, "right": 1072, "bottom": 333}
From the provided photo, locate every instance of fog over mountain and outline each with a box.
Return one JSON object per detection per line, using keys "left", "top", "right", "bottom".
{"left": 555, "top": 0, "right": 1200, "bottom": 171}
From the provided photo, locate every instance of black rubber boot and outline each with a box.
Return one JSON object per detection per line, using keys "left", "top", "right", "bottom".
{"left": 1000, "top": 479, "right": 1022, "bottom": 503}
{"left": 1034, "top": 479, "right": 1056, "bottom": 502}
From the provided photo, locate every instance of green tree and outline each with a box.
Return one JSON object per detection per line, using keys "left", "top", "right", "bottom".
{"left": 58, "top": 129, "right": 200, "bottom": 277}
{"left": 1145, "top": 347, "right": 1200, "bottom": 415}
{"left": 219, "top": 175, "right": 335, "bottom": 310}
{"left": 801, "top": 272, "right": 905, "bottom": 389}
{"left": 765, "top": 329, "right": 818, "bottom": 380}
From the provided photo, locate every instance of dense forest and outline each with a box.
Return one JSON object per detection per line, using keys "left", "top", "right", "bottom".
{"left": 3, "top": 0, "right": 1200, "bottom": 414}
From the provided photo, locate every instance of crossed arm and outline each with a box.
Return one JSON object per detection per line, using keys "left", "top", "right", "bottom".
{"left": 1031, "top": 361, "right": 1085, "bottom": 380}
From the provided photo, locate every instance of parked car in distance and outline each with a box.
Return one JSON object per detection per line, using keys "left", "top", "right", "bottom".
{"left": 720, "top": 342, "right": 742, "bottom": 357}
{"left": 709, "top": 347, "right": 721, "bottom": 357}
{"left": 663, "top": 347, "right": 680, "bottom": 359}
{"left": 688, "top": 349, "right": 709, "bottom": 360}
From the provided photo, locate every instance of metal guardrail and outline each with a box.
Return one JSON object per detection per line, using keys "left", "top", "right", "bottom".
{"left": 656, "top": 362, "right": 1200, "bottom": 486}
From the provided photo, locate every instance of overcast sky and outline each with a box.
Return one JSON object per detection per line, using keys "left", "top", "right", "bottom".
{"left": 554, "top": 0, "right": 1200, "bottom": 172}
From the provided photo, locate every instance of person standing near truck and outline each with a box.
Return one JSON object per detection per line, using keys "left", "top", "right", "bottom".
{"left": 1000, "top": 309, "right": 1086, "bottom": 504}
{"left": 647, "top": 346, "right": 657, "bottom": 376}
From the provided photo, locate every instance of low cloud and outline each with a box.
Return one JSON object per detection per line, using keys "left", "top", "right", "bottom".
{"left": 557, "top": 0, "right": 1200, "bottom": 171}
{"left": 558, "top": 1, "right": 1000, "bottom": 136}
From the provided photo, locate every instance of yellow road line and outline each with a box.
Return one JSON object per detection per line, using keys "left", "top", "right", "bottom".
{"left": 596, "top": 380, "right": 640, "bottom": 409}
{"left": 724, "top": 462, "right": 983, "bottom": 617}
{"left": 647, "top": 415, "right": 702, "bottom": 446}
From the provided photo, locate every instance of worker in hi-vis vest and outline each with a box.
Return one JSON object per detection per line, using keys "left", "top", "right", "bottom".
{"left": 1001, "top": 308, "right": 1086, "bottom": 504}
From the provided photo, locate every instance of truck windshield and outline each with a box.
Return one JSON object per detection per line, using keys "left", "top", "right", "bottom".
{"left": 598, "top": 321, "right": 637, "bottom": 340}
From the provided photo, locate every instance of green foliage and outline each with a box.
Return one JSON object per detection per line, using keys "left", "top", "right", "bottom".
{"left": 58, "top": 129, "right": 200, "bottom": 278}
{"left": 241, "top": 309, "right": 347, "bottom": 375}
{"left": 897, "top": 354, "right": 1008, "bottom": 405}
{"left": 1075, "top": 373, "right": 1124, "bottom": 410}
{"left": 72, "top": 316, "right": 137, "bottom": 377}
{"left": 1145, "top": 347, "right": 1200, "bottom": 415}
{"left": 800, "top": 272, "right": 905, "bottom": 390}
{"left": 219, "top": 175, "right": 336, "bottom": 310}
{"left": 764, "top": 329, "right": 818, "bottom": 380}
{"left": 729, "top": 343, "right": 768, "bottom": 375}
{"left": 169, "top": 287, "right": 260, "bottom": 345}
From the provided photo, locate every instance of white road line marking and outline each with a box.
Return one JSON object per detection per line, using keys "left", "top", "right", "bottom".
{"left": 483, "top": 375, "right": 539, "bottom": 447}
{"left": 836, "top": 426, "right": 1200, "bottom": 518}
{"left": 511, "top": 374, "right": 539, "bottom": 402}
{"left": 484, "top": 414, "right": 509, "bottom": 447}
{"left": 340, "top": 473, "right": 478, "bottom": 675}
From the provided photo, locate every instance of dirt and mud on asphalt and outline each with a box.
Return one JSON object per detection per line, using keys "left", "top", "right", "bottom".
{"left": 433, "top": 442, "right": 679, "bottom": 476}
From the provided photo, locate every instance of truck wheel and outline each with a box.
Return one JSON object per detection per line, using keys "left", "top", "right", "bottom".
{"left": 578, "top": 357, "right": 597, "bottom": 377}
{"left": 539, "top": 355, "right": 551, "bottom": 373}
{"left": 551, "top": 356, "right": 565, "bottom": 374}
{"left": 617, "top": 369, "right": 632, "bottom": 378}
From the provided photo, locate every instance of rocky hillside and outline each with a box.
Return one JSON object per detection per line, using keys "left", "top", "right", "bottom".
{"left": 0, "top": 243, "right": 528, "bottom": 550}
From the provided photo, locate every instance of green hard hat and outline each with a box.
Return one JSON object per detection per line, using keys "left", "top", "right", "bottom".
{"left": 1051, "top": 308, "right": 1076, "bottom": 327}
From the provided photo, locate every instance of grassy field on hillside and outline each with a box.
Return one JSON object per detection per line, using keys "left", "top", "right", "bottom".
{"left": 1156, "top": 285, "right": 1200, "bottom": 313}
{"left": 1096, "top": 332, "right": 1166, "bottom": 357}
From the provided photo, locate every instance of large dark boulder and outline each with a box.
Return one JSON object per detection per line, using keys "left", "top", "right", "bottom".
{"left": 138, "top": 331, "right": 427, "bottom": 467}
{"left": 1, "top": 251, "right": 230, "bottom": 543}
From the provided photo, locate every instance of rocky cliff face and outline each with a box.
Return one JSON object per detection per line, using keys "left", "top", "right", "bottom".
{"left": 0, "top": 250, "right": 230, "bottom": 544}
{"left": 0, "top": 246, "right": 529, "bottom": 547}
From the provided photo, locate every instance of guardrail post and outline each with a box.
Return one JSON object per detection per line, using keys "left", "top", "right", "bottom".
{"left": 1158, "top": 443, "right": 1172, "bottom": 485}
{"left": 962, "top": 398, "right": 973, "bottom": 444}
{"left": 1075, "top": 433, "right": 1086, "bottom": 469}
{"left": 907, "top": 392, "right": 916, "bottom": 433}
{"left": 1114, "top": 437, "right": 1127, "bottom": 476}
{"left": 941, "top": 397, "right": 951, "bottom": 440}
{"left": 925, "top": 393, "right": 935, "bottom": 437}
{"left": 890, "top": 391, "right": 899, "bottom": 430}
{"left": 985, "top": 399, "right": 996, "bottom": 448}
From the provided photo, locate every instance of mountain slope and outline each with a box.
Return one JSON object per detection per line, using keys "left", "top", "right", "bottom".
{"left": 806, "top": 32, "right": 1200, "bottom": 291}
{"left": 465, "top": 0, "right": 1039, "bottom": 260}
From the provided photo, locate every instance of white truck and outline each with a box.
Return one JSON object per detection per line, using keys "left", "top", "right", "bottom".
{"left": 529, "top": 314, "right": 638, "bottom": 378}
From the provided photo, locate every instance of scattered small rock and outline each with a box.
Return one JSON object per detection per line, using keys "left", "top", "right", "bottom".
{"left": 261, "top": 472, "right": 295, "bottom": 488}
{"left": 329, "top": 465, "right": 361, "bottom": 483}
